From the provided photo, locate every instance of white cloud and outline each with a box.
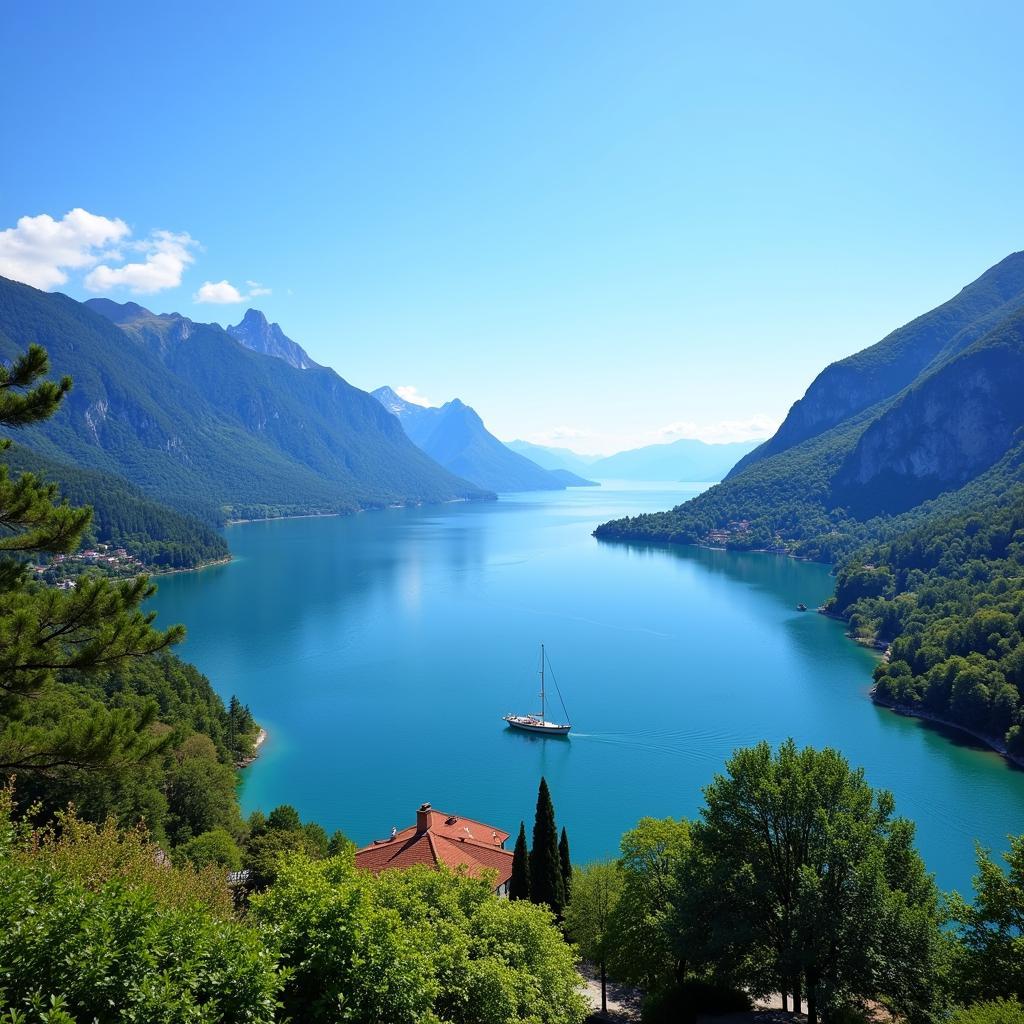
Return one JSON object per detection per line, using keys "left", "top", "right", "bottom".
{"left": 194, "top": 279, "right": 245, "bottom": 304}
{"left": 0, "top": 208, "right": 129, "bottom": 290}
{"left": 85, "top": 230, "right": 197, "bottom": 294}
{"left": 395, "top": 385, "right": 436, "bottom": 408}
{"left": 194, "top": 278, "right": 273, "bottom": 304}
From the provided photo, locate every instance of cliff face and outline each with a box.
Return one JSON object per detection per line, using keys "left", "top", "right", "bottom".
{"left": 832, "top": 312, "right": 1024, "bottom": 515}
{"left": 730, "top": 251, "right": 1024, "bottom": 478}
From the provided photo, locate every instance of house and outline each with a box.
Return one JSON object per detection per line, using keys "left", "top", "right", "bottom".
{"left": 354, "top": 802, "right": 514, "bottom": 896}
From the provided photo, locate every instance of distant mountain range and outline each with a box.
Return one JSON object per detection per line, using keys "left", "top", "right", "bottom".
{"left": 372, "top": 388, "right": 596, "bottom": 493}
{"left": 504, "top": 441, "right": 599, "bottom": 476}
{"left": 596, "top": 250, "right": 1024, "bottom": 557}
{"left": 507, "top": 437, "right": 760, "bottom": 481}
{"left": 0, "top": 278, "right": 490, "bottom": 566}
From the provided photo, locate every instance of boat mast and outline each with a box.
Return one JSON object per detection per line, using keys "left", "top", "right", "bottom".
{"left": 540, "top": 643, "right": 546, "bottom": 723}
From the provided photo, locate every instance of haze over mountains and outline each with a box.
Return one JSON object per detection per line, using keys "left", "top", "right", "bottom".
{"left": 597, "top": 251, "right": 1024, "bottom": 556}
{"left": 372, "top": 387, "right": 595, "bottom": 493}
{"left": 507, "top": 437, "right": 761, "bottom": 481}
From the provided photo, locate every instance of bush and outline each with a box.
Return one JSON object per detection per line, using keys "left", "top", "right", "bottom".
{"left": 950, "top": 1000, "right": 1024, "bottom": 1024}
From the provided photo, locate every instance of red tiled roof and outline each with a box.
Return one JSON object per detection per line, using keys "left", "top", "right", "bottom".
{"left": 354, "top": 807, "right": 514, "bottom": 888}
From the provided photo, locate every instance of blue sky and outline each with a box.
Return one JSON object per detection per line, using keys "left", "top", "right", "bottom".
{"left": 2, "top": 1, "right": 1022, "bottom": 454}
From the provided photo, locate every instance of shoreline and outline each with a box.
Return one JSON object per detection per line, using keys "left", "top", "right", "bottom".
{"left": 226, "top": 511, "right": 346, "bottom": 526}
{"left": 236, "top": 727, "right": 267, "bottom": 769}
{"left": 149, "top": 555, "right": 233, "bottom": 576}
{"left": 870, "top": 691, "right": 1024, "bottom": 770}
{"left": 226, "top": 495, "right": 481, "bottom": 528}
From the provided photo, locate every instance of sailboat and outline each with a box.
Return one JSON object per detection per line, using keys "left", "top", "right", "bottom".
{"left": 503, "top": 643, "right": 572, "bottom": 736}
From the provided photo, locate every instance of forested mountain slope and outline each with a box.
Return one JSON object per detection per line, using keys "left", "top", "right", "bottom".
{"left": 373, "top": 386, "right": 594, "bottom": 492}
{"left": 2, "top": 444, "right": 228, "bottom": 567}
{"left": 0, "top": 278, "right": 489, "bottom": 523}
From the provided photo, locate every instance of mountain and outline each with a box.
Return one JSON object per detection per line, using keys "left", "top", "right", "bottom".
{"left": 596, "top": 252, "right": 1024, "bottom": 561}
{"left": 589, "top": 438, "right": 761, "bottom": 481}
{"left": 505, "top": 440, "right": 600, "bottom": 476}
{"left": 372, "top": 387, "right": 595, "bottom": 492}
{"left": 729, "top": 251, "right": 1024, "bottom": 479}
{"left": 225, "top": 308, "right": 320, "bottom": 369}
{"left": 0, "top": 278, "right": 490, "bottom": 526}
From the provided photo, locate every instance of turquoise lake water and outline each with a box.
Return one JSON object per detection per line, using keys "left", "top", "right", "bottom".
{"left": 148, "top": 482, "right": 1024, "bottom": 897}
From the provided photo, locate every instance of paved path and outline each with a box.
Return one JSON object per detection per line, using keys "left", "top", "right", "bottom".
{"left": 578, "top": 970, "right": 813, "bottom": 1024}
{"left": 579, "top": 963, "right": 643, "bottom": 1022}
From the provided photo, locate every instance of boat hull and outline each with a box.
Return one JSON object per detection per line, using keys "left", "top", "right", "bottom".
{"left": 503, "top": 715, "right": 571, "bottom": 736}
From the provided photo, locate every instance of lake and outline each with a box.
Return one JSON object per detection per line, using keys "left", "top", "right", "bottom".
{"left": 149, "top": 482, "right": 1024, "bottom": 896}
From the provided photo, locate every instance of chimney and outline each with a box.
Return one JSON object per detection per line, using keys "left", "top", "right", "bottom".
{"left": 416, "top": 802, "right": 432, "bottom": 834}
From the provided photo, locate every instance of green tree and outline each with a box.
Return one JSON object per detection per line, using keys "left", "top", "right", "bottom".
{"left": 608, "top": 816, "right": 691, "bottom": 991}
{"left": 677, "top": 740, "right": 943, "bottom": 1024}
{"left": 559, "top": 826, "right": 572, "bottom": 902}
{"left": 181, "top": 828, "right": 243, "bottom": 871}
{"left": 510, "top": 820, "right": 531, "bottom": 900}
{"left": 0, "top": 344, "right": 183, "bottom": 777}
{"left": 251, "top": 854, "right": 587, "bottom": 1024}
{"left": 564, "top": 859, "right": 624, "bottom": 1016}
{"left": 949, "top": 835, "right": 1024, "bottom": 1000}
{"left": 165, "top": 733, "right": 241, "bottom": 844}
{"left": 530, "top": 776, "right": 565, "bottom": 914}
{"left": 327, "top": 829, "right": 354, "bottom": 857}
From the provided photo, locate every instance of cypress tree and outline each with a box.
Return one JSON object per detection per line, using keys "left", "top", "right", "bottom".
{"left": 509, "top": 821, "right": 531, "bottom": 900}
{"left": 559, "top": 826, "right": 572, "bottom": 902}
{"left": 529, "top": 776, "right": 565, "bottom": 914}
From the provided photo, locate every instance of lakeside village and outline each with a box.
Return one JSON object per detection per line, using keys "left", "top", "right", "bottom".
{"left": 33, "top": 542, "right": 145, "bottom": 588}
{"left": 705, "top": 519, "right": 787, "bottom": 554}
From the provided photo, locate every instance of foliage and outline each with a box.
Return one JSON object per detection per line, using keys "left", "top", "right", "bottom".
{"left": 608, "top": 816, "right": 691, "bottom": 991}
{"left": 10, "top": 653, "right": 257, "bottom": 848}
{"left": 242, "top": 804, "right": 336, "bottom": 891}
{"left": 838, "top": 495, "right": 1024, "bottom": 750}
{"left": 563, "top": 860, "right": 623, "bottom": 1015}
{"left": 510, "top": 820, "right": 530, "bottom": 901}
{"left": 949, "top": 1000, "right": 1024, "bottom": 1024}
{"left": 251, "top": 855, "right": 587, "bottom": 1024}
{"left": 530, "top": 776, "right": 566, "bottom": 915}
{"left": 0, "top": 789, "right": 279, "bottom": 1023}
{"left": 948, "top": 835, "right": 1024, "bottom": 1001}
{"left": 559, "top": 826, "right": 572, "bottom": 902}
{"left": 179, "top": 828, "right": 243, "bottom": 871}
{"left": 675, "top": 740, "right": 944, "bottom": 1024}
